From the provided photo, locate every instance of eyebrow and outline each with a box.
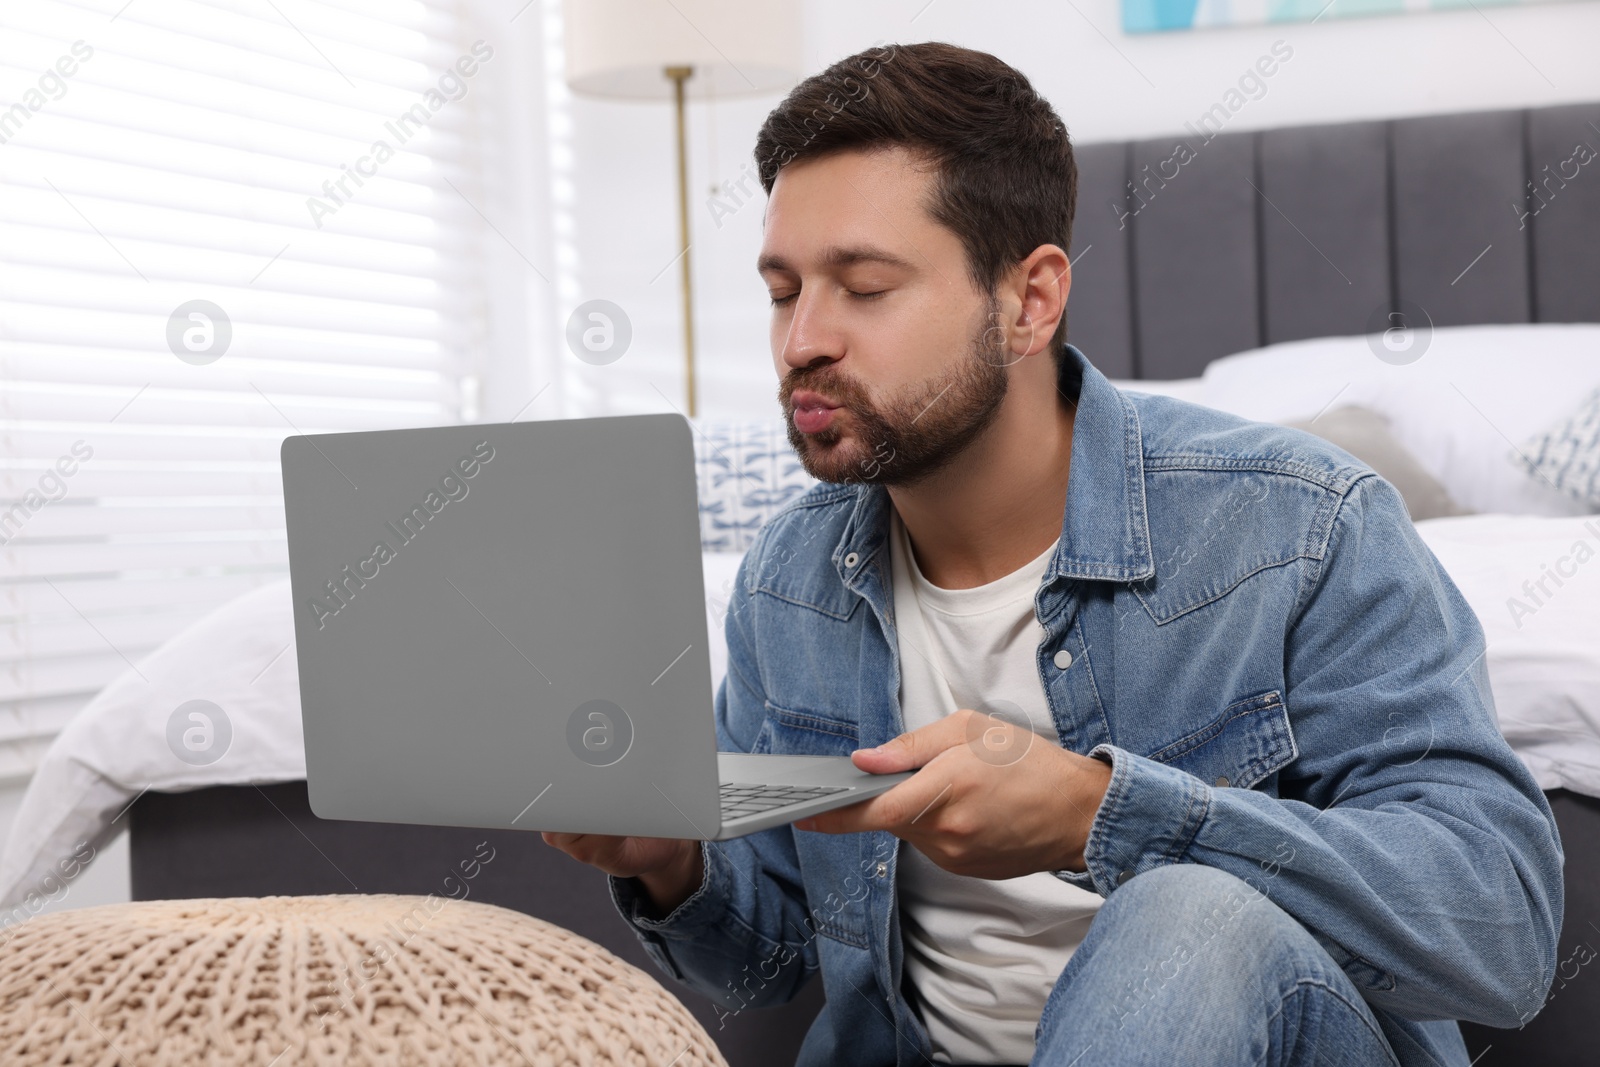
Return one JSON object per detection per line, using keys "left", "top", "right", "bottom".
{"left": 756, "top": 245, "right": 919, "bottom": 276}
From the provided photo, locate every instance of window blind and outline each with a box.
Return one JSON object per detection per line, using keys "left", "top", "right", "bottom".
{"left": 0, "top": 0, "right": 491, "bottom": 781}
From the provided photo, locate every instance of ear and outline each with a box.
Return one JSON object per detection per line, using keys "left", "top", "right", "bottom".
{"left": 1004, "top": 244, "right": 1071, "bottom": 361}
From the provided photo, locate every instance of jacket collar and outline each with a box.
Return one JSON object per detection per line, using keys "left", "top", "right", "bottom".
{"left": 831, "top": 343, "right": 1154, "bottom": 589}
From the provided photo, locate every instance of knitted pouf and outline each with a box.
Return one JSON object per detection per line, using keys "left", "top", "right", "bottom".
{"left": 0, "top": 893, "right": 729, "bottom": 1067}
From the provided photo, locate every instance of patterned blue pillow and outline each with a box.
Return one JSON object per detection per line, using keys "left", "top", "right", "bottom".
{"left": 1515, "top": 386, "right": 1600, "bottom": 509}
{"left": 691, "top": 420, "right": 817, "bottom": 553}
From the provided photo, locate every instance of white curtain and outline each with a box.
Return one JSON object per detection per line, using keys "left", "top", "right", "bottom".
{"left": 0, "top": 0, "right": 509, "bottom": 779}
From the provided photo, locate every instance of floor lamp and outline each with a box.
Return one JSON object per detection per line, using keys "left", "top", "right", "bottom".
{"left": 563, "top": 0, "right": 801, "bottom": 417}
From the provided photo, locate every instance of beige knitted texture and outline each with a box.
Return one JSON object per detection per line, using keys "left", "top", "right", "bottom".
{"left": 0, "top": 893, "right": 730, "bottom": 1067}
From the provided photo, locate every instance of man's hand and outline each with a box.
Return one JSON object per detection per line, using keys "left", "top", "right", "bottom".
{"left": 542, "top": 833, "right": 703, "bottom": 917}
{"left": 795, "top": 708, "right": 1112, "bottom": 879}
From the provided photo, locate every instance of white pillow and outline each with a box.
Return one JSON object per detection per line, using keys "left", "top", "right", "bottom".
{"left": 1516, "top": 385, "right": 1600, "bottom": 509}
{"left": 1193, "top": 324, "right": 1600, "bottom": 517}
{"left": 0, "top": 553, "right": 749, "bottom": 914}
{"left": 1414, "top": 514, "right": 1600, "bottom": 797}
{"left": 692, "top": 420, "right": 815, "bottom": 554}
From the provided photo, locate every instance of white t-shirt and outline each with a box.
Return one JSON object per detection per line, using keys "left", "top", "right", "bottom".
{"left": 888, "top": 507, "right": 1104, "bottom": 1065}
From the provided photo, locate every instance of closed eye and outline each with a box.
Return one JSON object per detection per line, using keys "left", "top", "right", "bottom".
{"left": 768, "top": 290, "right": 886, "bottom": 307}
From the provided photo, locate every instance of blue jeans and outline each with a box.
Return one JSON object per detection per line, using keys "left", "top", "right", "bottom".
{"left": 1026, "top": 865, "right": 1471, "bottom": 1067}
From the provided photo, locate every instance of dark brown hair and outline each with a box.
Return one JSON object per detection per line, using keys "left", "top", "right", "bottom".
{"left": 754, "top": 41, "right": 1078, "bottom": 368}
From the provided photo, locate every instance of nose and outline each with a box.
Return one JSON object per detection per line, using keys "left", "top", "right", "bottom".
{"left": 777, "top": 287, "right": 843, "bottom": 375}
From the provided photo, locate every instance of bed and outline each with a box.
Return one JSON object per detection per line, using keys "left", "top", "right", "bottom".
{"left": 7, "top": 99, "right": 1600, "bottom": 1066}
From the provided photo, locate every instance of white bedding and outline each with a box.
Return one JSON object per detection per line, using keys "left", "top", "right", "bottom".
{"left": 1414, "top": 514, "right": 1600, "bottom": 797}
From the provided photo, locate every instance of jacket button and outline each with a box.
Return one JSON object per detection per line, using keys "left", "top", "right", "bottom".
{"left": 1053, "top": 649, "right": 1073, "bottom": 669}
{"left": 875, "top": 862, "right": 888, "bottom": 878}
{"left": 844, "top": 552, "right": 860, "bottom": 568}
{"left": 1214, "top": 776, "right": 1230, "bottom": 788}
{"left": 1116, "top": 869, "right": 1134, "bottom": 886}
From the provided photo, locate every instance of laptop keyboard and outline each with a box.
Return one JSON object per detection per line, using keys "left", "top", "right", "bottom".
{"left": 720, "top": 782, "right": 851, "bottom": 820}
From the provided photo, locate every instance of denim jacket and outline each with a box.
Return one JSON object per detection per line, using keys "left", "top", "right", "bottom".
{"left": 610, "top": 344, "right": 1563, "bottom": 1067}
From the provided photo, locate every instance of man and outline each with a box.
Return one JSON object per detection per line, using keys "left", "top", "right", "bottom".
{"left": 546, "top": 41, "right": 1562, "bottom": 1066}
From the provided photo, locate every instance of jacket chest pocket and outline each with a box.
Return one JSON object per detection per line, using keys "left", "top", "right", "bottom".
{"left": 1146, "top": 690, "right": 1298, "bottom": 791}
{"left": 762, "top": 699, "right": 860, "bottom": 757}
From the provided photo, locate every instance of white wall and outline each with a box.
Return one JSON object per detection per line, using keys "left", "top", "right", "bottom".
{"left": 559, "top": 0, "right": 1600, "bottom": 422}
{"left": 822, "top": 0, "right": 1600, "bottom": 144}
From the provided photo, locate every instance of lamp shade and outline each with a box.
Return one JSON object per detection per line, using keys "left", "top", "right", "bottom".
{"left": 563, "top": 0, "right": 803, "bottom": 99}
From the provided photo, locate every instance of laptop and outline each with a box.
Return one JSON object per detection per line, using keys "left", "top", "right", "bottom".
{"left": 281, "top": 412, "right": 912, "bottom": 841}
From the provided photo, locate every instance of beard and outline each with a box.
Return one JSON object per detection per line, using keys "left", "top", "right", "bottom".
{"left": 779, "top": 294, "right": 1010, "bottom": 487}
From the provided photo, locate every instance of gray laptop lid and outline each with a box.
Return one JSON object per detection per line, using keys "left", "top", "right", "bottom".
{"left": 282, "top": 413, "right": 723, "bottom": 838}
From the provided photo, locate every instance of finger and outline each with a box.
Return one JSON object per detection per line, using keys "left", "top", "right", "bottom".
{"left": 541, "top": 833, "right": 582, "bottom": 860}
{"left": 797, "top": 771, "right": 953, "bottom": 834}
{"left": 851, "top": 711, "right": 979, "bottom": 773}
{"left": 542, "top": 832, "right": 611, "bottom": 864}
{"left": 794, "top": 794, "right": 877, "bottom": 835}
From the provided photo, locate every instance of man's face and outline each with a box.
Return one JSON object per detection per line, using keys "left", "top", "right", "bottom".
{"left": 758, "top": 146, "right": 1012, "bottom": 487}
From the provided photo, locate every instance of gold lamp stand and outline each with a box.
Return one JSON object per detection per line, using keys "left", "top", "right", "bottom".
{"left": 665, "top": 64, "right": 697, "bottom": 417}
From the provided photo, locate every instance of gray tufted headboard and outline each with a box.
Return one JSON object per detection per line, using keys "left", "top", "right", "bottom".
{"left": 1067, "top": 102, "right": 1600, "bottom": 380}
